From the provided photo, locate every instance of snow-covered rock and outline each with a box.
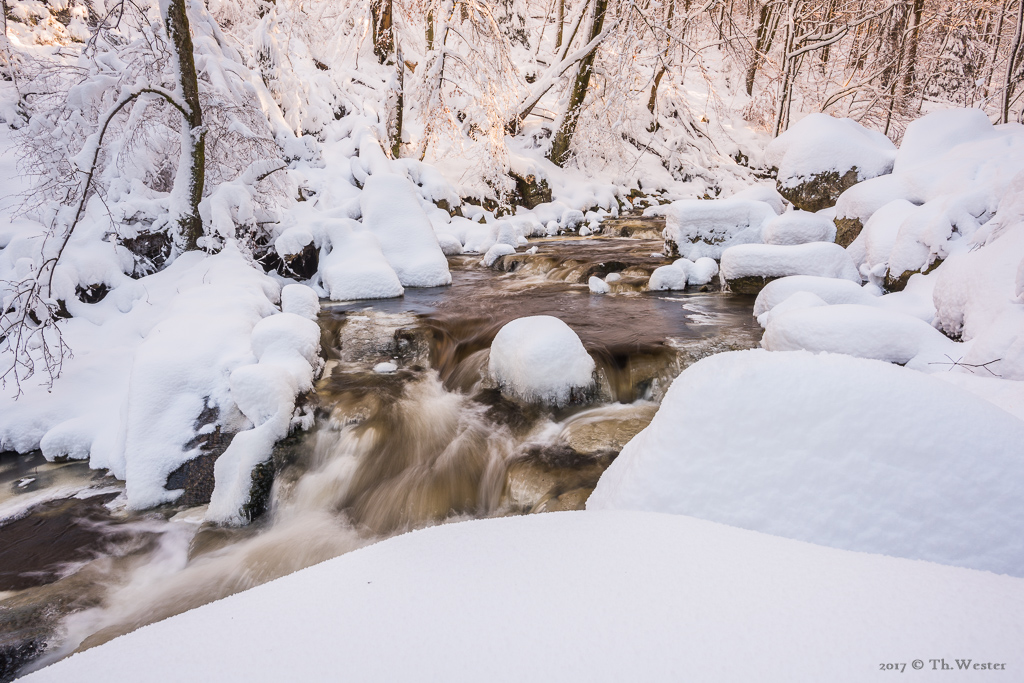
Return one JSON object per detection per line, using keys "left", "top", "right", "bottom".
{"left": 588, "top": 349, "right": 1024, "bottom": 576}
{"left": 687, "top": 257, "right": 719, "bottom": 286}
{"left": 319, "top": 219, "right": 404, "bottom": 300}
{"left": 648, "top": 263, "right": 688, "bottom": 291}
{"left": 662, "top": 198, "right": 776, "bottom": 260}
{"left": 488, "top": 316, "right": 595, "bottom": 405}
{"left": 753, "top": 275, "right": 878, "bottom": 319}
{"left": 483, "top": 243, "right": 516, "bottom": 267}
{"left": 762, "top": 210, "right": 836, "bottom": 245}
{"left": 23, "top": 511, "right": 1024, "bottom": 683}
{"left": 761, "top": 303, "right": 958, "bottom": 367}
{"left": 281, "top": 284, "right": 320, "bottom": 320}
{"left": 588, "top": 276, "right": 610, "bottom": 294}
{"left": 360, "top": 173, "right": 452, "bottom": 287}
{"left": 720, "top": 242, "right": 860, "bottom": 293}
{"left": 436, "top": 233, "right": 464, "bottom": 256}
{"left": 765, "top": 113, "right": 896, "bottom": 212}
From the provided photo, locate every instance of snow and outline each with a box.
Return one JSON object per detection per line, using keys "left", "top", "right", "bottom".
{"left": 765, "top": 113, "right": 896, "bottom": 189}
{"left": 761, "top": 304, "right": 959, "bottom": 367}
{"left": 23, "top": 511, "right": 1024, "bottom": 683}
{"left": 280, "top": 284, "right": 320, "bottom": 320}
{"left": 720, "top": 242, "right": 860, "bottom": 283}
{"left": 588, "top": 350, "right": 1024, "bottom": 576}
{"left": 660, "top": 198, "right": 776, "bottom": 260}
{"left": 373, "top": 361, "right": 398, "bottom": 373}
{"left": 753, "top": 275, "right": 878, "bottom": 319}
{"left": 482, "top": 242, "right": 516, "bottom": 267}
{"left": 359, "top": 172, "right": 452, "bottom": 288}
{"left": 588, "top": 276, "right": 610, "bottom": 294}
{"left": 436, "top": 233, "right": 464, "bottom": 256}
{"left": 687, "top": 257, "right": 719, "bottom": 285}
{"left": 762, "top": 210, "right": 836, "bottom": 245}
{"left": 648, "top": 263, "right": 688, "bottom": 291}
{"left": 318, "top": 218, "right": 405, "bottom": 301}
{"left": 488, "top": 316, "right": 595, "bottom": 405}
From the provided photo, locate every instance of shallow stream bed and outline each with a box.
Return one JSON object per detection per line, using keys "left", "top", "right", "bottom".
{"left": 1, "top": 226, "right": 762, "bottom": 680}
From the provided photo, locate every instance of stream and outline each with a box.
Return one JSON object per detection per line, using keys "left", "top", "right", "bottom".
{"left": 0, "top": 217, "right": 762, "bottom": 680}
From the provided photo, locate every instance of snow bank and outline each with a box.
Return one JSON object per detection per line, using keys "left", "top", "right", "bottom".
{"left": 24, "top": 511, "right": 1024, "bottom": 683}
{"left": 318, "top": 219, "right": 404, "bottom": 300}
{"left": 762, "top": 210, "right": 836, "bottom": 245}
{"left": 761, "top": 304, "right": 958, "bottom": 366}
{"left": 662, "top": 198, "right": 776, "bottom": 260}
{"left": 765, "top": 113, "right": 896, "bottom": 189}
{"left": 720, "top": 242, "right": 860, "bottom": 283}
{"left": 488, "top": 316, "right": 595, "bottom": 405}
{"left": 589, "top": 350, "right": 1024, "bottom": 576}
{"left": 360, "top": 173, "right": 452, "bottom": 287}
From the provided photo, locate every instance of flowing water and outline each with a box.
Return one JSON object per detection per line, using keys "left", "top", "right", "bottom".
{"left": 0, "top": 224, "right": 763, "bottom": 679}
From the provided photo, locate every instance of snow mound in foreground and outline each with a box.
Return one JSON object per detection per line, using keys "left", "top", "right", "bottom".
{"left": 720, "top": 242, "right": 860, "bottom": 283}
{"left": 360, "top": 173, "right": 452, "bottom": 287}
{"left": 753, "top": 275, "right": 877, "bottom": 319}
{"left": 488, "top": 316, "right": 594, "bottom": 405}
{"left": 319, "top": 219, "right": 404, "bottom": 300}
{"left": 766, "top": 113, "right": 896, "bottom": 188}
{"left": 588, "top": 350, "right": 1024, "bottom": 576}
{"left": 23, "top": 512, "right": 1024, "bottom": 683}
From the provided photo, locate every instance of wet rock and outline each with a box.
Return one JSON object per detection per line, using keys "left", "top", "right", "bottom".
{"left": 560, "top": 406, "right": 657, "bottom": 455}
{"left": 778, "top": 167, "right": 860, "bottom": 213}
{"left": 165, "top": 403, "right": 231, "bottom": 507}
{"left": 509, "top": 171, "right": 552, "bottom": 210}
{"left": 503, "top": 444, "right": 615, "bottom": 513}
{"left": 600, "top": 217, "right": 666, "bottom": 240}
{"left": 724, "top": 275, "right": 777, "bottom": 295}
{"left": 834, "top": 216, "right": 864, "bottom": 248}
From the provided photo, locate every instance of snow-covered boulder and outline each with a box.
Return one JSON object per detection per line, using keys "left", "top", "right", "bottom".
{"left": 765, "top": 113, "right": 896, "bottom": 212}
{"left": 488, "top": 316, "right": 595, "bottom": 405}
{"left": 720, "top": 242, "right": 860, "bottom": 294}
{"left": 648, "top": 263, "right": 688, "bottom": 291}
{"left": 436, "top": 233, "right": 464, "bottom": 256}
{"left": 588, "top": 350, "right": 1024, "bottom": 576}
{"left": 728, "top": 184, "right": 786, "bottom": 214}
{"left": 281, "top": 284, "right": 320, "bottom": 320}
{"left": 761, "top": 303, "right": 959, "bottom": 367}
{"left": 687, "top": 257, "right": 719, "bottom": 286}
{"left": 753, "top": 275, "right": 877, "bottom": 320}
{"left": 319, "top": 219, "right": 404, "bottom": 301}
{"left": 360, "top": 173, "right": 452, "bottom": 287}
{"left": 662, "top": 198, "right": 776, "bottom": 260}
{"left": 483, "top": 243, "right": 516, "bottom": 267}
{"left": 762, "top": 210, "right": 836, "bottom": 245}
{"left": 588, "top": 276, "right": 610, "bottom": 294}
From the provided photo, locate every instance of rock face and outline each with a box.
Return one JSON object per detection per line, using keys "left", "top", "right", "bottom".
{"left": 510, "top": 171, "right": 552, "bottom": 209}
{"left": 833, "top": 216, "right": 864, "bottom": 248}
{"left": 778, "top": 167, "right": 860, "bottom": 213}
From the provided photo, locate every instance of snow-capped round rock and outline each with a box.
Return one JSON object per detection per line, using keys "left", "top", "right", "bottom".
{"left": 483, "top": 243, "right": 515, "bottom": 267}
{"left": 436, "top": 233, "right": 464, "bottom": 256}
{"left": 688, "top": 257, "right": 719, "bottom": 285}
{"left": 280, "top": 284, "right": 320, "bottom": 320}
{"left": 588, "top": 276, "right": 610, "bottom": 294}
{"left": 762, "top": 211, "right": 837, "bottom": 245}
{"left": 720, "top": 243, "right": 860, "bottom": 283}
{"left": 648, "top": 263, "right": 688, "bottom": 291}
{"left": 753, "top": 275, "right": 877, "bottom": 319}
{"left": 488, "top": 316, "right": 595, "bottom": 405}
{"left": 588, "top": 349, "right": 1024, "bottom": 576}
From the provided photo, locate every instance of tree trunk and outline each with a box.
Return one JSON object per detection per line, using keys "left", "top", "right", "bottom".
{"left": 902, "top": 0, "right": 925, "bottom": 92}
{"left": 555, "top": 0, "right": 566, "bottom": 49}
{"left": 548, "top": 0, "right": 608, "bottom": 166}
{"left": 772, "top": 1, "right": 796, "bottom": 137}
{"left": 745, "top": 1, "right": 775, "bottom": 96}
{"left": 371, "top": 0, "right": 394, "bottom": 64}
{"left": 164, "top": 0, "right": 205, "bottom": 252}
{"left": 1003, "top": 0, "right": 1024, "bottom": 123}
{"left": 388, "top": 42, "right": 405, "bottom": 158}
{"left": 426, "top": 9, "right": 435, "bottom": 50}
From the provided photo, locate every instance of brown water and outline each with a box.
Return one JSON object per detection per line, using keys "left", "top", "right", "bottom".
{"left": 1, "top": 229, "right": 762, "bottom": 679}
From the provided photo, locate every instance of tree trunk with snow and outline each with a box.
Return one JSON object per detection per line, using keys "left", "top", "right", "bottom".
{"left": 163, "top": 0, "right": 205, "bottom": 252}
{"left": 1003, "top": 0, "right": 1024, "bottom": 123}
{"left": 548, "top": 0, "right": 608, "bottom": 166}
